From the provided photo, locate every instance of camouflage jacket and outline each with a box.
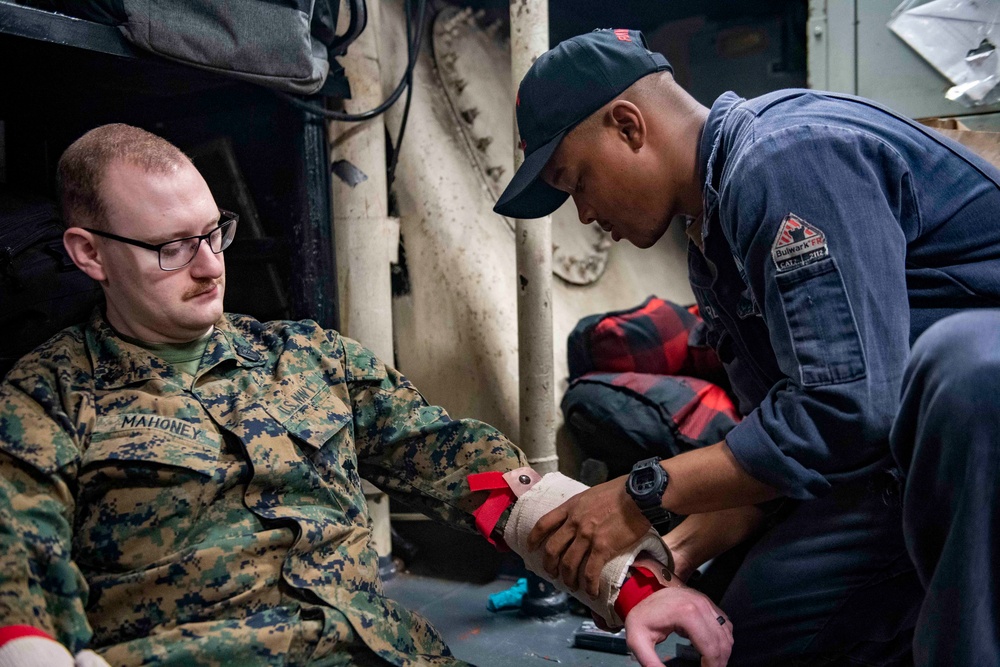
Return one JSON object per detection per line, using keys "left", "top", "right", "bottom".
{"left": 0, "top": 311, "right": 526, "bottom": 666}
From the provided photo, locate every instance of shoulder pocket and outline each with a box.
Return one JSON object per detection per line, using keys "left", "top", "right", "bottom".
{"left": 775, "top": 257, "right": 866, "bottom": 387}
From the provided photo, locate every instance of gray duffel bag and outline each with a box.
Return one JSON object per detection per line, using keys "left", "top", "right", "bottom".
{"left": 25, "top": 0, "right": 365, "bottom": 94}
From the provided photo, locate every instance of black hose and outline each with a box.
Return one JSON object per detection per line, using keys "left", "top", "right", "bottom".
{"left": 387, "top": 0, "right": 416, "bottom": 186}
{"left": 277, "top": 0, "right": 427, "bottom": 123}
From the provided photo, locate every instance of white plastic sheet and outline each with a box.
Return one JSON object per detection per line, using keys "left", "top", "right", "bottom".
{"left": 889, "top": 0, "right": 1000, "bottom": 106}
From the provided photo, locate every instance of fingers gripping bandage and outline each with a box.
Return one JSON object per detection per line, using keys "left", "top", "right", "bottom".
{"left": 500, "top": 470, "right": 673, "bottom": 629}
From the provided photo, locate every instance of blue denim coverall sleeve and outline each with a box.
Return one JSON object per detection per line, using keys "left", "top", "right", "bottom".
{"left": 720, "top": 123, "right": 911, "bottom": 498}
{"left": 697, "top": 91, "right": 1000, "bottom": 500}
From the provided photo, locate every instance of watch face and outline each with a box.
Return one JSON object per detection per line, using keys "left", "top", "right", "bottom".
{"left": 628, "top": 459, "right": 669, "bottom": 520}
{"left": 632, "top": 468, "right": 657, "bottom": 494}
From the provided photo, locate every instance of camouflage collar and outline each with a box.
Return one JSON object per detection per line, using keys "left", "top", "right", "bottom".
{"left": 86, "top": 310, "right": 266, "bottom": 390}
{"left": 203, "top": 316, "right": 268, "bottom": 375}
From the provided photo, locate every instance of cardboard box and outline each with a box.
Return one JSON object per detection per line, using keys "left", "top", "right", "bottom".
{"left": 919, "top": 117, "right": 1000, "bottom": 168}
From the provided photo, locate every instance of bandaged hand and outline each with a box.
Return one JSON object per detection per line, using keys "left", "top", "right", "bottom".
{"left": 501, "top": 471, "right": 673, "bottom": 628}
{"left": 625, "top": 585, "right": 733, "bottom": 667}
{"left": 527, "top": 475, "right": 652, "bottom": 597}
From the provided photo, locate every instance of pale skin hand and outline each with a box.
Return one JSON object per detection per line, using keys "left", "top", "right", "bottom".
{"left": 624, "top": 586, "right": 733, "bottom": 667}
{"left": 527, "top": 442, "right": 778, "bottom": 596}
{"left": 625, "top": 507, "right": 762, "bottom": 667}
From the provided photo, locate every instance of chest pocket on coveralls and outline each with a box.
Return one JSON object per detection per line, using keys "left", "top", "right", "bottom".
{"left": 774, "top": 256, "right": 867, "bottom": 387}
{"left": 75, "top": 420, "right": 224, "bottom": 570}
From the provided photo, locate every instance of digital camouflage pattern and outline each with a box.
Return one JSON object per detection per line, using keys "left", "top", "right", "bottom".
{"left": 0, "top": 310, "right": 527, "bottom": 666}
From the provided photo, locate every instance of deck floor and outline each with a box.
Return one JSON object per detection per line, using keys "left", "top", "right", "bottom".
{"left": 384, "top": 573, "right": 685, "bottom": 666}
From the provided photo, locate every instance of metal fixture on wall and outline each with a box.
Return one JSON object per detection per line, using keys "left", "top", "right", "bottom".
{"left": 432, "top": 6, "right": 612, "bottom": 287}
{"left": 807, "top": 0, "right": 1000, "bottom": 122}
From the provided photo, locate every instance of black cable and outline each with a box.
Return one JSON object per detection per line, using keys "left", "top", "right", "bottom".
{"left": 386, "top": 70, "right": 413, "bottom": 186}
{"left": 278, "top": 0, "right": 427, "bottom": 122}
{"left": 387, "top": 0, "right": 415, "bottom": 186}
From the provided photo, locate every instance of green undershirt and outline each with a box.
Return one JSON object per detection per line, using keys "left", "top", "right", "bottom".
{"left": 118, "top": 330, "right": 212, "bottom": 377}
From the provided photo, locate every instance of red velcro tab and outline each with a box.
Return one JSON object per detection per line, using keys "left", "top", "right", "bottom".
{"left": 468, "top": 471, "right": 508, "bottom": 493}
{"left": 613, "top": 565, "right": 665, "bottom": 621}
{"left": 468, "top": 472, "right": 516, "bottom": 552}
{"left": 0, "top": 625, "right": 54, "bottom": 648}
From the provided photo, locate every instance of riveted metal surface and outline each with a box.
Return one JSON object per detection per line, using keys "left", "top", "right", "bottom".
{"left": 432, "top": 5, "right": 612, "bottom": 287}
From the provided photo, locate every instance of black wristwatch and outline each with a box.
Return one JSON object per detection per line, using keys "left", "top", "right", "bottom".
{"left": 625, "top": 457, "right": 674, "bottom": 534}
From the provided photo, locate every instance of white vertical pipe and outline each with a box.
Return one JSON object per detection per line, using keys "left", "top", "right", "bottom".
{"left": 329, "top": 0, "right": 395, "bottom": 363}
{"left": 510, "top": 0, "right": 556, "bottom": 474}
{"left": 328, "top": 0, "right": 395, "bottom": 563}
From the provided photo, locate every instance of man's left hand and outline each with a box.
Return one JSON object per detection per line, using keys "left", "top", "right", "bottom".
{"left": 624, "top": 586, "right": 733, "bottom": 667}
{"left": 526, "top": 476, "right": 650, "bottom": 596}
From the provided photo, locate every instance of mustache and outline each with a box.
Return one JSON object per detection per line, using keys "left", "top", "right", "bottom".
{"left": 183, "top": 278, "right": 223, "bottom": 300}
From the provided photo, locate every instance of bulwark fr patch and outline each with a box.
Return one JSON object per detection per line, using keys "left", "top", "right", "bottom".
{"left": 771, "top": 213, "right": 829, "bottom": 272}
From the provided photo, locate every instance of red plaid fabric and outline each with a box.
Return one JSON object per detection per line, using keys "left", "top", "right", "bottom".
{"left": 567, "top": 296, "right": 725, "bottom": 382}
{"left": 573, "top": 372, "right": 740, "bottom": 449}
{"left": 563, "top": 298, "right": 740, "bottom": 466}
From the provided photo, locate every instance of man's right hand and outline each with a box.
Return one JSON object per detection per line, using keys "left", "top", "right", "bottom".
{"left": 624, "top": 586, "right": 733, "bottom": 667}
{"left": 526, "top": 476, "right": 651, "bottom": 596}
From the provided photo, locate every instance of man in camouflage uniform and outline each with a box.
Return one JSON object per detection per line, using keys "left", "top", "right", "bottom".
{"left": 0, "top": 124, "right": 527, "bottom": 666}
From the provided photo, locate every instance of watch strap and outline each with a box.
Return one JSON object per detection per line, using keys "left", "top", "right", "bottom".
{"left": 641, "top": 504, "right": 674, "bottom": 534}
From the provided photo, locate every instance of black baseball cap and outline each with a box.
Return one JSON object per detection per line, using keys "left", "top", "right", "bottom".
{"left": 493, "top": 29, "right": 672, "bottom": 220}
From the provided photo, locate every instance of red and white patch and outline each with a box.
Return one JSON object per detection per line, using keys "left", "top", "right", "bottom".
{"left": 614, "top": 29, "right": 631, "bottom": 42}
{"left": 771, "top": 213, "right": 828, "bottom": 272}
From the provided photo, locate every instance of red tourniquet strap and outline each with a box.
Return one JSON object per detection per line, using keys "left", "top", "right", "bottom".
{"left": 467, "top": 471, "right": 507, "bottom": 493}
{"left": 0, "top": 625, "right": 53, "bottom": 647}
{"left": 614, "top": 565, "right": 665, "bottom": 621}
{"left": 468, "top": 472, "right": 516, "bottom": 552}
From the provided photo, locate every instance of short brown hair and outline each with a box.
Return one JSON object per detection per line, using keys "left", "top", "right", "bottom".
{"left": 57, "top": 124, "right": 190, "bottom": 229}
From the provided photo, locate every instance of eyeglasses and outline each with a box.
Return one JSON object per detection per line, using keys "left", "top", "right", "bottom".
{"left": 85, "top": 209, "right": 239, "bottom": 271}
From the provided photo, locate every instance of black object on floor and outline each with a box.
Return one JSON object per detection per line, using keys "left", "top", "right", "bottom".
{"left": 573, "top": 621, "right": 628, "bottom": 654}
{"left": 520, "top": 572, "right": 569, "bottom": 618}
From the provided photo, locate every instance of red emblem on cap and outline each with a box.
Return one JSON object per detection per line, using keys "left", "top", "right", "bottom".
{"left": 614, "top": 29, "right": 631, "bottom": 42}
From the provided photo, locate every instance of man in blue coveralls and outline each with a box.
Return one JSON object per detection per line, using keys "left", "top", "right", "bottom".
{"left": 493, "top": 29, "right": 1000, "bottom": 667}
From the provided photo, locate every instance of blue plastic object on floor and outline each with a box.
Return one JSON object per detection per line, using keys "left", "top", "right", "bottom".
{"left": 486, "top": 577, "right": 528, "bottom": 612}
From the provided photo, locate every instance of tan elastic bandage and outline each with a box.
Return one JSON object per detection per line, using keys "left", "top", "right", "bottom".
{"left": 502, "top": 470, "right": 673, "bottom": 628}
